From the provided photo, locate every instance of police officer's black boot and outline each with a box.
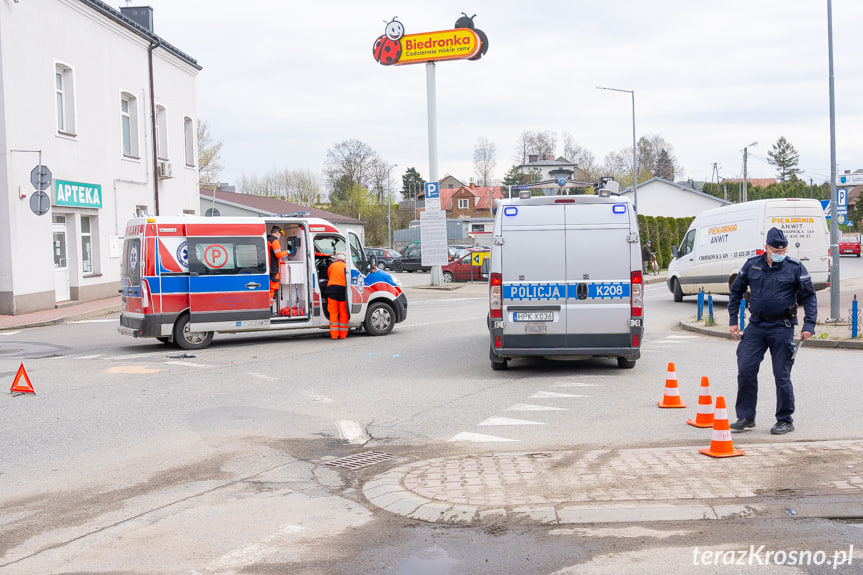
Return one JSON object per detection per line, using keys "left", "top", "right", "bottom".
{"left": 729, "top": 418, "right": 755, "bottom": 432}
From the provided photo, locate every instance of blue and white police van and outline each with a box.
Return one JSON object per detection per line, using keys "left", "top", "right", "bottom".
{"left": 486, "top": 181, "right": 644, "bottom": 370}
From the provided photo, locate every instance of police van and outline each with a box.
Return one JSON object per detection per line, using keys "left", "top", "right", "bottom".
{"left": 118, "top": 215, "right": 407, "bottom": 349}
{"left": 486, "top": 183, "right": 643, "bottom": 370}
{"left": 667, "top": 198, "right": 830, "bottom": 301}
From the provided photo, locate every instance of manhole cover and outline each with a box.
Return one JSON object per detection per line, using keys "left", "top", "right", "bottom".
{"left": 325, "top": 451, "right": 394, "bottom": 470}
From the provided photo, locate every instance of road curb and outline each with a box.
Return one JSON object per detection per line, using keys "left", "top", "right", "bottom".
{"left": 679, "top": 321, "right": 863, "bottom": 349}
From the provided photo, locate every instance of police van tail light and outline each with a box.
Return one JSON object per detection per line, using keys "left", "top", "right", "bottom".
{"left": 630, "top": 270, "right": 643, "bottom": 317}
{"left": 141, "top": 279, "right": 152, "bottom": 312}
{"left": 489, "top": 273, "right": 502, "bottom": 318}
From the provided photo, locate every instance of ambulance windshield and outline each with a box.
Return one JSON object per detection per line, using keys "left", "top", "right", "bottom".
{"left": 313, "top": 236, "right": 345, "bottom": 256}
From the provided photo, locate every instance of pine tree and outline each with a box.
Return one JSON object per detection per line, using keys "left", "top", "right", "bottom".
{"left": 767, "top": 137, "right": 801, "bottom": 182}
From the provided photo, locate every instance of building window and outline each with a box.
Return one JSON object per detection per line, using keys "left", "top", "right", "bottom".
{"left": 136, "top": 205, "right": 149, "bottom": 217}
{"left": 458, "top": 198, "right": 469, "bottom": 210}
{"left": 471, "top": 223, "right": 485, "bottom": 232}
{"left": 55, "top": 63, "right": 76, "bottom": 135}
{"left": 81, "top": 216, "right": 94, "bottom": 274}
{"left": 156, "top": 105, "right": 168, "bottom": 160}
{"left": 184, "top": 116, "right": 195, "bottom": 167}
{"left": 121, "top": 92, "right": 139, "bottom": 158}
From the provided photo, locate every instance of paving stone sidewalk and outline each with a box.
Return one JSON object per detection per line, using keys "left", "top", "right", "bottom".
{"left": 363, "top": 440, "right": 863, "bottom": 525}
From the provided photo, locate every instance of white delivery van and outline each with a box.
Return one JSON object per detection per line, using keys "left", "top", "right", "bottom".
{"left": 486, "top": 187, "right": 644, "bottom": 370}
{"left": 667, "top": 198, "right": 830, "bottom": 301}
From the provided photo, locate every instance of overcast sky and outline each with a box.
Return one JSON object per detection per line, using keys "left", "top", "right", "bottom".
{"left": 114, "top": 0, "right": 863, "bottom": 189}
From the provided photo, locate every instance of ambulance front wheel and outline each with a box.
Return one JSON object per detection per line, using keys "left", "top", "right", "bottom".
{"left": 173, "top": 314, "right": 214, "bottom": 350}
{"left": 363, "top": 301, "right": 395, "bottom": 336}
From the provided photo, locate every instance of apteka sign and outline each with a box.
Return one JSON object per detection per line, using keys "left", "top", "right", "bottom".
{"left": 373, "top": 13, "right": 488, "bottom": 66}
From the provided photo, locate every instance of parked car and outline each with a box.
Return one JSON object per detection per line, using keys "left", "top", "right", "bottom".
{"left": 392, "top": 244, "right": 463, "bottom": 272}
{"left": 364, "top": 247, "right": 402, "bottom": 269}
{"left": 839, "top": 235, "right": 861, "bottom": 257}
{"left": 442, "top": 250, "right": 490, "bottom": 282}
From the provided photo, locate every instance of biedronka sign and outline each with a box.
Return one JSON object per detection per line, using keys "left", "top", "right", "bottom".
{"left": 373, "top": 14, "right": 488, "bottom": 66}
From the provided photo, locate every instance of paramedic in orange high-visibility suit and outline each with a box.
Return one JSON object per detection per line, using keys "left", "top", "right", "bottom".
{"left": 326, "top": 252, "right": 349, "bottom": 339}
{"left": 267, "top": 226, "right": 288, "bottom": 311}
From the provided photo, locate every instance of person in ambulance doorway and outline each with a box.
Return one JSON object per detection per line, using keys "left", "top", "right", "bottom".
{"left": 267, "top": 226, "right": 288, "bottom": 312}
{"left": 727, "top": 226, "right": 817, "bottom": 436}
{"left": 326, "top": 251, "right": 349, "bottom": 339}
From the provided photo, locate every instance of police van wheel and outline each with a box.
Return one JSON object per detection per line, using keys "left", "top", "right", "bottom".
{"left": 672, "top": 278, "right": 684, "bottom": 302}
{"left": 173, "top": 315, "right": 214, "bottom": 350}
{"left": 363, "top": 301, "right": 394, "bottom": 336}
{"left": 617, "top": 357, "right": 637, "bottom": 369}
{"left": 490, "top": 346, "right": 508, "bottom": 370}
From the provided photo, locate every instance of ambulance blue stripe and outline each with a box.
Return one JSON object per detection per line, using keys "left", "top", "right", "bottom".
{"left": 189, "top": 275, "right": 269, "bottom": 292}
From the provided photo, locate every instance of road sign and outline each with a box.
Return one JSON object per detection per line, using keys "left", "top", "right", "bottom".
{"left": 424, "top": 182, "right": 439, "bottom": 199}
{"left": 838, "top": 188, "right": 848, "bottom": 208}
{"left": 821, "top": 199, "right": 832, "bottom": 219}
{"left": 471, "top": 251, "right": 489, "bottom": 266}
{"left": 30, "top": 165, "right": 52, "bottom": 191}
{"left": 836, "top": 173, "right": 863, "bottom": 186}
{"left": 29, "top": 190, "right": 50, "bottom": 216}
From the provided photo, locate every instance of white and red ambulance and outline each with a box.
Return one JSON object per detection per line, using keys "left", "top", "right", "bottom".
{"left": 118, "top": 215, "right": 407, "bottom": 349}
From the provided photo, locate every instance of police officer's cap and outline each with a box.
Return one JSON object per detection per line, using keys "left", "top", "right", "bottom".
{"left": 766, "top": 227, "right": 788, "bottom": 249}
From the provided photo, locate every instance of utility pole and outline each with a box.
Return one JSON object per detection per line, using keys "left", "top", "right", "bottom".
{"left": 742, "top": 141, "right": 758, "bottom": 203}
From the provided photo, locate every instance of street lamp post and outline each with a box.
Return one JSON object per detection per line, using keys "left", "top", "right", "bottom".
{"left": 742, "top": 141, "right": 758, "bottom": 203}
{"left": 597, "top": 86, "right": 637, "bottom": 212}
{"left": 387, "top": 164, "right": 397, "bottom": 249}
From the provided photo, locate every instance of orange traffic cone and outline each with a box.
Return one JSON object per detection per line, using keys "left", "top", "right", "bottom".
{"left": 699, "top": 395, "right": 745, "bottom": 458}
{"left": 686, "top": 376, "right": 714, "bottom": 428}
{"left": 658, "top": 362, "right": 686, "bottom": 408}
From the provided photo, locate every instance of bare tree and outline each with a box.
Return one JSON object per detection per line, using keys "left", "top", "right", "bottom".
{"left": 197, "top": 119, "right": 223, "bottom": 185}
{"left": 474, "top": 137, "right": 497, "bottom": 186}
{"left": 533, "top": 130, "right": 557, "bottom": 158}
{"left": 323, "top": 139, "right": 379, "bottom": 201}
{"left": 562, "top": 132, "right": 597, "bottom": 180}
{"left": 513, "top": 131, "right": 533, "bottom": 165}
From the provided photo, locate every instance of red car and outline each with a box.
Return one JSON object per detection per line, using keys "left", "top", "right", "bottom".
{"left": 839, "top": 236, "right": 861, "bottom": 257}
{"left": 441, "top": 250, "right": 490, "bottom": 282}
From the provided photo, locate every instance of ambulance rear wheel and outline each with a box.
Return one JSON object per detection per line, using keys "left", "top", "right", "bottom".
{"left": 363, "top": 301, "right": 394, "bottom": 336}
{"left": 173, "top": 314, "right": 214, "bottom": 350}
{"left": 672, "top": 278, "right": 684, "bottom": 302}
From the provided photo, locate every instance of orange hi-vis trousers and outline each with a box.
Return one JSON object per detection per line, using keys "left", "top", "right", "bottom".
{"left": 327, "top": 299, "right": 349, "bottom": 339}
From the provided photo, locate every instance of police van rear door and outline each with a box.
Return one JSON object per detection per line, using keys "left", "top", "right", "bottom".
{"left": 499, "top": 201, "right": 568, "bottom": 348}
{"left": 563, "top": 201, "right": 633, "bottom": 346}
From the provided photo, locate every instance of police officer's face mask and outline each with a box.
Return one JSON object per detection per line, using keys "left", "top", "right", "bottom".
{"left": 767, "top": 245, "right": 787, "bottom": 263}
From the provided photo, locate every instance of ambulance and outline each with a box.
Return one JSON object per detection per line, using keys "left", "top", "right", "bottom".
{"left": 118, "top": 215, "right": 407, "bottom": 349}
{"left": 667, "top": 198, "right": 830, "bottom": 301}
{"left": 486, "top": 183, "right": 643, "bottom": 370}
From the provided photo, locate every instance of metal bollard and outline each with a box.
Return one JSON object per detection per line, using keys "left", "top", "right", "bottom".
{"left": 853, "top": 295, "right": 859, "bottom": 339}
{"left": 707, "top": 292, "right": 714, "bottom": 325}
{"left": 697, "top": 289, "right": 704, "bottom": 321}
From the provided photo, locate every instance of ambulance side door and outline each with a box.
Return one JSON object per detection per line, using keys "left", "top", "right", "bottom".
{"left": 186, "top": 235, "right": 271, "bottom": 331}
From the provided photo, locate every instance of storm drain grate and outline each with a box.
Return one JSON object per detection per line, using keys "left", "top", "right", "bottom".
{"left": 325, "top": 451, "right": 394, "bottom": 470}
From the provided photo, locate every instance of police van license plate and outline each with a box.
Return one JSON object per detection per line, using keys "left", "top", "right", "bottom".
{"left": 513, "top": 312, "right": 553, "bottom": 322}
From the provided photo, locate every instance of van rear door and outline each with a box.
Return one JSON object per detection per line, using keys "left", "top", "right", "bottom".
{"left": 499, "top": 204, "right": 568, "bottom": 348}
{"left": 765, "top": 199, "right": 830, "bottom": 283}
{"left": 186, "top": 222, "right": 271, "bottom": 332}
{"left": 563, "top": 203, "right": 633, "bottom": 345}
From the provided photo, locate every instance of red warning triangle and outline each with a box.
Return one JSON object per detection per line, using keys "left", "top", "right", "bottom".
{"left": 11, "top": 363, "right": 35, "bottom": 394}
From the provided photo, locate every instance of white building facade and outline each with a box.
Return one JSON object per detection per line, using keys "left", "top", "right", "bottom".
{"left": 619, "top": 177, "right": 732, "bottom": 218}
{"left": 0, "top": 0, "right": 201, "bottom": 314}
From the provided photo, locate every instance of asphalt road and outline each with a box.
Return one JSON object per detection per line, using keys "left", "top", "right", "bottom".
{"left": 1, "top": 267, "right": 861, "bottom": 574}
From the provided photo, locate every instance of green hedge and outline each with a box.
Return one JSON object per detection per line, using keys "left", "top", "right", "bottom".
{"left": 637, "top": 214, "right": 694, "bottom": 269}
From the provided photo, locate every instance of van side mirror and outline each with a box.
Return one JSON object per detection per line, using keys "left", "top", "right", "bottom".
{"left": 481, "top": 259, "right": 489, "bottom": 279}
{"left": 671, "top": 245, "right": 679, "bottom": 258}
{"left": 368, "top": 254, "right": 377, "bottom": 269}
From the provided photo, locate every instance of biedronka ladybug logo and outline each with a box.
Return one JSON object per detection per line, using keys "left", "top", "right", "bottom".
{"left": 373, "top": 14, "right": 488, "bottom": 67}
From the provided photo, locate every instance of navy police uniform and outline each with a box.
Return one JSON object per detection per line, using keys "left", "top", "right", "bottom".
{"left": 727, "top": 227, "right": 817, "bottom": 429}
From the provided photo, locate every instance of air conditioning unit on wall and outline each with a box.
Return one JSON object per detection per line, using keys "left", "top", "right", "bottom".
{"left": 157, "top": 161, "right": 173, "bottom": 179}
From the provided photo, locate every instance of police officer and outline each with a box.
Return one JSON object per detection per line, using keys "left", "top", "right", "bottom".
{"left": 727, "top": 227, "right": 817, "bottom": 435}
